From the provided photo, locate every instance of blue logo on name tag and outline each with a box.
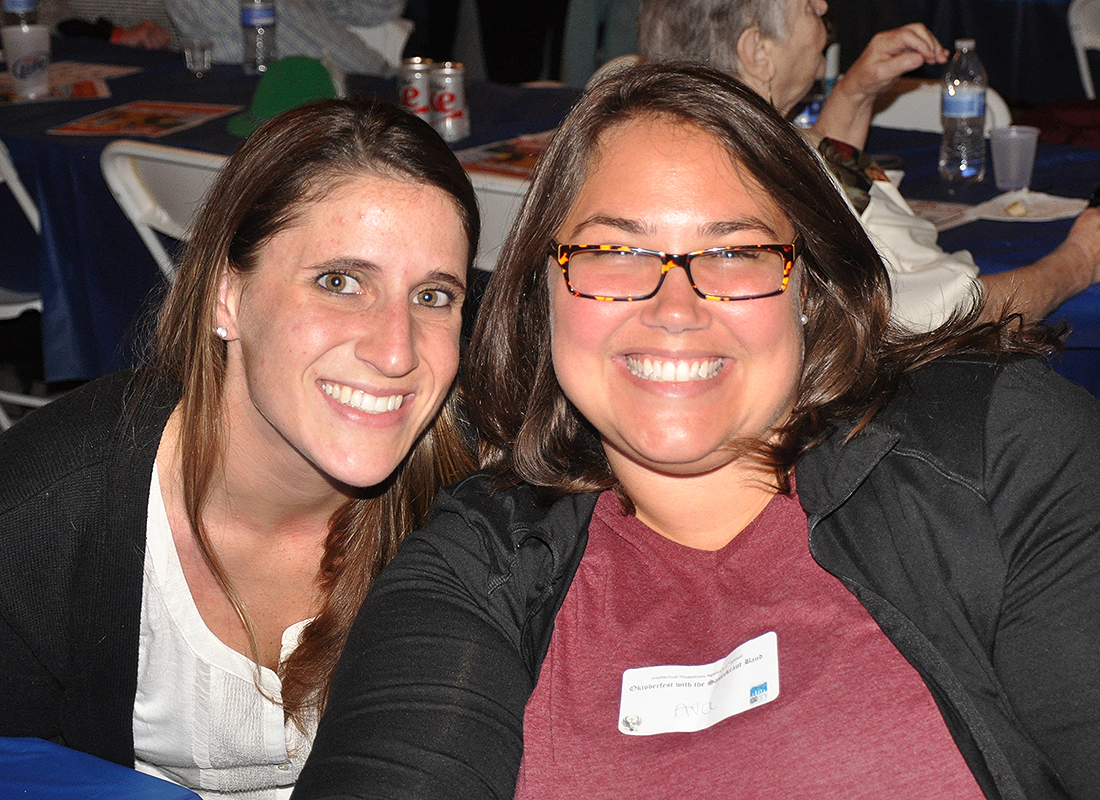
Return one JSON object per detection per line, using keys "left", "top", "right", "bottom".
{"left": 748, "top": 682, "right": 768, "bottom": 704}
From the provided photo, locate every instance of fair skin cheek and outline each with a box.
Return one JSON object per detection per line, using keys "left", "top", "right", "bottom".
{"left": 158, "top": 175, "right": 467, "bottom": 667}
{"left": 550, "top": 118, "right": 805, "bottom": 551}
{"left": 217, "top": 178, "right": 466, "bottom": 497}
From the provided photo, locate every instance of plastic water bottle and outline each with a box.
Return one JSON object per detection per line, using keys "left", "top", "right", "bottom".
{"left": 938, "top": 38, "right": 987, "bottom": 183}
{"left": 3, "top": 0, "right": 38, "bottom": 26}
{"left": 823, "top": 42, "right": 840, "bottom": 97}
{"left": 240, "top": 0, "right": 276, "bottom": 75}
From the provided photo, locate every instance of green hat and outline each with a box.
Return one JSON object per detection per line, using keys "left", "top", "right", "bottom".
{"left": 227, "top": 56, "right": 339, "bottom": 137}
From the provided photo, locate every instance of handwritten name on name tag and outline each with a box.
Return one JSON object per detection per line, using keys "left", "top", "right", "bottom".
{"left": 617, "top": 631, "right": 779, "bottom": 736}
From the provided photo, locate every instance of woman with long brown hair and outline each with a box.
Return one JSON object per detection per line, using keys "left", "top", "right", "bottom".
{"left": 0, "top": 97, "right": 477, "bottom": 798}
{"left": 297, "top": 65, "right": 1100, "bottom": 799}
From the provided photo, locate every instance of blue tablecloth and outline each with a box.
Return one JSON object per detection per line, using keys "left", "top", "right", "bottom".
{"left": 866, "top": 125, "right": 1100, "bottom": 394}
{"left": 0, "top": 37, "right": 579, "bottom": 382}
{"left": 0, "top": 737, "right": 200, "bottom": 799}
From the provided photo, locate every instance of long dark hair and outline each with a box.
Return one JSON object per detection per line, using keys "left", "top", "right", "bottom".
{"left": 466, "top": 62, "right": 1057, "bottom": 500}
{"left": 153, "top": 97, "right": 479, "bottom": 724}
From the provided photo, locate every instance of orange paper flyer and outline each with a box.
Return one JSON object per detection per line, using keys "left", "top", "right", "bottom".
{"left": 49, "top": 100, "right": 240, "bottom": 137}
{"left": 456, "top": 130, "right": 554, "bottom": 179}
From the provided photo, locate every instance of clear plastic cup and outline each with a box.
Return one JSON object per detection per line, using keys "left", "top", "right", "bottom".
{"left": 2, "top": 24, "right": 51, "bottom": 99}
{"left": 990, "top": 126, "right": 1040, "bottom": 192}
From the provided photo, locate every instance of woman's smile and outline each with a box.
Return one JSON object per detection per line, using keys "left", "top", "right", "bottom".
{"left": 625, "top": 355, "right": 725, "bottom": 382}
{"left": 320, "top": 380, "right": 407, "bottom": 414}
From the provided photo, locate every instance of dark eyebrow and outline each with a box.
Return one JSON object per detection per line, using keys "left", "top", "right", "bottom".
{"left": 566, "top": 214, "right": 655, "bottom": 241}
{"left": 701, "top": 218, "right": 782, "bottom": 240}
{"left": 425, "top": 270, "right": 467, "bottom": 295}
{"left": 565, "top": 214, "right": 785, "bottom": 243}
{"left": 310, "top": 256, "right": 382, "bottom": 274}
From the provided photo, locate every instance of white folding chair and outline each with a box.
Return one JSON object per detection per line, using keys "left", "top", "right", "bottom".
{"left": 0, "top": 287, "right": 49, "bottom": 431}
{"left": 871, "top": 77, "right": 1012, "bottom": 136}
{"left": 1070, "top": 0, "right": 1100, "bottom": 99}
{"left": 0, "top": 140, "right": 50, "bottom": 429}
{"left": 101, "top": 140, "right": 227, "bottom": 281}
{"left": 584, "top": 53, "right": 641, "bottom": 89}
{"left": 465, "top": 170, "right": 529, "bottom": 272}
{"left": 0, "top": 138, "right": 40, "bottom": 235}
{"left": 0, "top": 388, "right": 51, "bottom": 431}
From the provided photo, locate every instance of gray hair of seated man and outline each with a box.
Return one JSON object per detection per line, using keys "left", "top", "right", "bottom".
{"left": 638, "top": 0, "right": 795, "bottom": 75}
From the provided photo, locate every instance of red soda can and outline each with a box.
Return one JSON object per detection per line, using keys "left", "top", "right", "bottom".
{"left": 398, "top": 57, "right": 432, "bottom": 121}
{"left": 430, "top": 61, "right": 470, "bottom": 142}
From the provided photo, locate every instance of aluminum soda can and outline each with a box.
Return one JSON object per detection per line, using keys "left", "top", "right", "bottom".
{"left": 398, "top": 57, "right": 433, "bottom": 121}
{"left": 430, "top": 61, "right": 470, "bottom": 142}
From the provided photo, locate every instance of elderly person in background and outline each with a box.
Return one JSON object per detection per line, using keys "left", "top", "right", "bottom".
{"left": 639, "top": 0, "right": 1100, "bottom": 331}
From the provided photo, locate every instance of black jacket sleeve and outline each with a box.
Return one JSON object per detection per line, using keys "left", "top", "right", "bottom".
{"left": 294, "top": 476, "right": 595, "bottom": 800}
{"left": 980, "top": 362, "right": 1100, "bottom": 799}
{"left": 0, "top": 371, "right": 173, "bottom": 766}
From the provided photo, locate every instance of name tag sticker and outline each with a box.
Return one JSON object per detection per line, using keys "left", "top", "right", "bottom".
{"left": 617, "top": 631, "right": 779, "bottom": 736}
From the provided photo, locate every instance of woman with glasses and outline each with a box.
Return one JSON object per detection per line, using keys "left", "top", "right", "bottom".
{"left": 295, "top": 64, "right": 1100, "bottom": 800}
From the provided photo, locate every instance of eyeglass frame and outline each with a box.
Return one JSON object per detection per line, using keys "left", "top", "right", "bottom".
{"left": 549, "top": 233, "right": 803, "bottom": 302}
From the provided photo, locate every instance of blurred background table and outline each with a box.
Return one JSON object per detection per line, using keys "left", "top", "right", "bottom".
{"left": 0, "top": 37, "right": 578, "bottom": 382}
{"left": 5, "top": 39, "right": 1098, "bottom": 396}
{"left": 867, "top": 125, "right": 1100, "bottom": 396}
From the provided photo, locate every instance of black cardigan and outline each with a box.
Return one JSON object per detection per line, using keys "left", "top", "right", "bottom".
{"left": 0, "top": 370, "right": 177, "bottom": 766}
{"left": 295, "top": 358, "right": 1100, "bottom": 800}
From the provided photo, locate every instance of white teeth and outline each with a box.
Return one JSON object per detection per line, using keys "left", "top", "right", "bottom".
{"left": 322, "top": 381, "right": 405, "bottom": 414}
{"left": 626, "top": 356, "right": 724, "bottom": 383}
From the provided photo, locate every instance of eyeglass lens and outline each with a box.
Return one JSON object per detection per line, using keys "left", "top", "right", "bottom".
{"left": 566, "top": 248, "right": 788, "bottom": 300}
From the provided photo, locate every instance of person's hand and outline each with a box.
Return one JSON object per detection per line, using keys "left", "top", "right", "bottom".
{"left": 979, "top": 206, "right": 1100, "bottom": 323}
{"left": 1063, "top": 206, "right": 1100, "bottom": 287}
{"left": 114, "top": 19, "right": 172, "bottom": 50}
{"left": 839, "top": 23, "right": 949, "bottom": 103}
{"left": 813, "top": 24, "right": 948, "bottom": 150}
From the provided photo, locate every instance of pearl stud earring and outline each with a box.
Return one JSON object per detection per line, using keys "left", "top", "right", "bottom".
{"left": 215, "top": 326, "right": 228, "bottom": 339}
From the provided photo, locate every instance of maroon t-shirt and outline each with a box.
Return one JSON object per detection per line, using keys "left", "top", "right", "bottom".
{"left": 514, "top": 488, "right": 984, "bottom": 799}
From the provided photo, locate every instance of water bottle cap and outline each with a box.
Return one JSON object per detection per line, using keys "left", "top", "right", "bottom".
{"left": 955, "top": 38, "right": 976, "bottom": 51}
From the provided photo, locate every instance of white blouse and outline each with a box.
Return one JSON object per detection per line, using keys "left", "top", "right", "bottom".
{"left": 133, "top": 461, "right": 316, "bottom": 799}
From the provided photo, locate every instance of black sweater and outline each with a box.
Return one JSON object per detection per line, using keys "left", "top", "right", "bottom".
{"left": 0, "top": 371, "right": 177, "bottom": 767}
